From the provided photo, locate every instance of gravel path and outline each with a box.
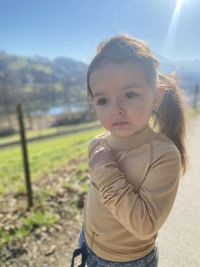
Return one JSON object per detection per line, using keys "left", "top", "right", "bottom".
{"left": 157, "top": 114, "right": 200, "bottom": 267}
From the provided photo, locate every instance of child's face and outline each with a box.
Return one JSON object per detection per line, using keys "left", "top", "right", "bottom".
{"left": 89, "top": 61, "right": 158, "bottom": 138}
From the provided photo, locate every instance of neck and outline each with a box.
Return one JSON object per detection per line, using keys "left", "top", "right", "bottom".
{"left": 107, "top": 125, "right": 155, "bottom": 151}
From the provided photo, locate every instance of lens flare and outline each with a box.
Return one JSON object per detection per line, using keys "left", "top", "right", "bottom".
{"left": 162, "top": 0, "right": 185, "bottom": 59}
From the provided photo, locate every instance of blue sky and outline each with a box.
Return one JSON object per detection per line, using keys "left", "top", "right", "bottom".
{"left": 0, "top": 0, "right": 199, "bottom": 63}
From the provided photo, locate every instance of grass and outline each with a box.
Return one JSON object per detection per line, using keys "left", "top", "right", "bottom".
{"left": 0, "top": 209, "right": 59, "bottom": 248}
{"left": 0, "top": 127, "right": 104, "bottom": 195}
{"left": 186, "top": 106, "right": 200, "bottom": 119}
{"left": 0, "top": 121, "right": 99, "bottom": 145}
{"left": 0, "top": 126, "right": 104, "bottom": 253}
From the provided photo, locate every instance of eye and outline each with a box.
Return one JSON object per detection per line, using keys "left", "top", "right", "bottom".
{"left": 125, "top": 91, "right": 139, "bottom": 99}
{"left": 96, "top": 97, "right": 109, "bottom": 106}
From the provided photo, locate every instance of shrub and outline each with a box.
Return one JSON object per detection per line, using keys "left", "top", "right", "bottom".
{"left": 51, "top": 111, "right": 94, "bottom": 127}
{"left": 0, "top": 128, "right": 16, "bottom": 137}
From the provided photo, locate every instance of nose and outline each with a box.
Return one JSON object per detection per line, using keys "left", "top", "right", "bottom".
{"left": 111, "top": 99, "right": 125, "bottom": 116}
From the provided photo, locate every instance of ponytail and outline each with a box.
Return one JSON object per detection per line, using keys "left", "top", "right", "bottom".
{"left": 153, "top": 74, "right": 187, "bottom": 175}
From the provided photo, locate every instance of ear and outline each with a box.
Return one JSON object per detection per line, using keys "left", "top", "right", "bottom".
{"left": 153, "top": 85, "right": 166, "bottom": 112}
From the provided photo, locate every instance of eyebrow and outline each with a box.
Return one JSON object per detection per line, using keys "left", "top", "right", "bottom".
{"left": 92, "top": 92, "right": 104, "bottom": 98}
{"left": 92, "top": 83, "right": 141, "bottom": 98}
{"left": 122, "top": 83, "right": 142, "bottom": 90}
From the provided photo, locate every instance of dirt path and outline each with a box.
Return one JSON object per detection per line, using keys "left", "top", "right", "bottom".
{"left": 157, "top": 114, "right": 200, "bottom": 267}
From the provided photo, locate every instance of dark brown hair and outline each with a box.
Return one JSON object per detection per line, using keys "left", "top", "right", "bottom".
{"left": 87, "top": 35, "right": 187, "bottom": 174}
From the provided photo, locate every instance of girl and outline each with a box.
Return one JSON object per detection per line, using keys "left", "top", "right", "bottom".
{"left": 70, "top": 34, "right": 187, "bottom": 266}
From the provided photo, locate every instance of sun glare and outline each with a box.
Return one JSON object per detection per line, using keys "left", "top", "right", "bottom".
{"left": 176, "top": 0, "right": 185, "bottom": 10}
{"left": 174, "top": 0, "right": 185, "bottom": 17}
{"left": 162, "top": 0, "right": 186, "bottom": 58}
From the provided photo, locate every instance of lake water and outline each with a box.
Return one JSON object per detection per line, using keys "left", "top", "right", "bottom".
{"left": 48, "top": 102, "right": 88, "bottom": 115}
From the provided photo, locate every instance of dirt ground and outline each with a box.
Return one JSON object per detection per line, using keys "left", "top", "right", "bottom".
{"left": 0, "top": 162, "right": 85, "bottom": 267}
{"left": 1, "top": 114, "right": 200, "bottom": 267}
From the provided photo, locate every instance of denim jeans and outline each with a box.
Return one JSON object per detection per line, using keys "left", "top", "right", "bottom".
{"left": 75, "top": 228, "right": 159, "bottom": 267}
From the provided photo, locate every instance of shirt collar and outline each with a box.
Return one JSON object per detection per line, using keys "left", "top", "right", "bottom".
{"left": 106, "top": 125, "right": 155, "bottom": 151}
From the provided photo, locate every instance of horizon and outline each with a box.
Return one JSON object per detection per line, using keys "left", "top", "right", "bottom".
{"left": 1, "top": 49, "right": 200, "bottom": 65}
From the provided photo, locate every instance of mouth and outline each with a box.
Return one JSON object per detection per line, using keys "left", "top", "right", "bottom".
{"left": 112, "top": 122, "right": 129, "bottom": 127}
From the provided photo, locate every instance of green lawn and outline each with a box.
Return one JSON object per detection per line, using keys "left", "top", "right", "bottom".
{"left": 0, "top": 127, "right": 104, "bottom": 195}
{"left": 0, "top": 121, "right": 99, "bottom": 145}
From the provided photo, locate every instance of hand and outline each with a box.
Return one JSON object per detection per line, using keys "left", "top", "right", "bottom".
{"left": 89, "top": 146, "right": 116, "bottom": 170}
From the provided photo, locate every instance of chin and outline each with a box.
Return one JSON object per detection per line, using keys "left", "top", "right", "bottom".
{"left": 113, "top": 130, "right": 135, "bottom": 138}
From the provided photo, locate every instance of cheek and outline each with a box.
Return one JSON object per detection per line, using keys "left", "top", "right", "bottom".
{"left": 126, "top": 101, "right": 144, "bottom": 114}
{"left": 95, "top": 109, "right": 110, "bottom": 123}
{"left": 127, "top": 100, "right": 153, "bottom": 118}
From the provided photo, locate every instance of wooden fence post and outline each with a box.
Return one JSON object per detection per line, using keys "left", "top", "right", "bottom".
{"left": 193, "top": 84, "right": 199, "bottom": 110}
{"left": 17, "top": 104, "right": 33, "bottom": 210}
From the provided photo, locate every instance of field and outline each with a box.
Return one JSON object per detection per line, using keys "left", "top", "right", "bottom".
{"left": 0, "top": 121, "right": 99, "bottom": 145}
{"left": 0, "top": 126, "right": 104, "bottom": 266}
{"left": 0, "top": 127, "right": 103, "bottom": 195}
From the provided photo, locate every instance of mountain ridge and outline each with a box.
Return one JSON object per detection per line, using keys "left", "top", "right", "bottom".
{"left": 0, "top": 51, "right": 199, "bottom": 112}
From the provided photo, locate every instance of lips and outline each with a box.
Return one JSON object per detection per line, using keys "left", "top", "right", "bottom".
{"left": 112, "top": 122, "right": 129, "bottom": 126}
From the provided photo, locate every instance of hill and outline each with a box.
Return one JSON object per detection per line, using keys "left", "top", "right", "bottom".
{"left": 0, "top": 52, "right": 88, "bottom": 117}
{"left": 0, "top": 51, "right": 199, "bottom": 118}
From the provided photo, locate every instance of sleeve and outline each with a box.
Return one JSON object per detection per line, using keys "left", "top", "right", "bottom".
{"left": 89, "top": 144, "right": 181, "bottom": 240}
{"left": 88, "top": 134, "right": 105, "bottom": 159}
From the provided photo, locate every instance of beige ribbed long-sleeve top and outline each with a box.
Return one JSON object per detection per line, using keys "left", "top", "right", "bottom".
{"left": 83, "top": 126, "right": 181, "bottom": 262}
